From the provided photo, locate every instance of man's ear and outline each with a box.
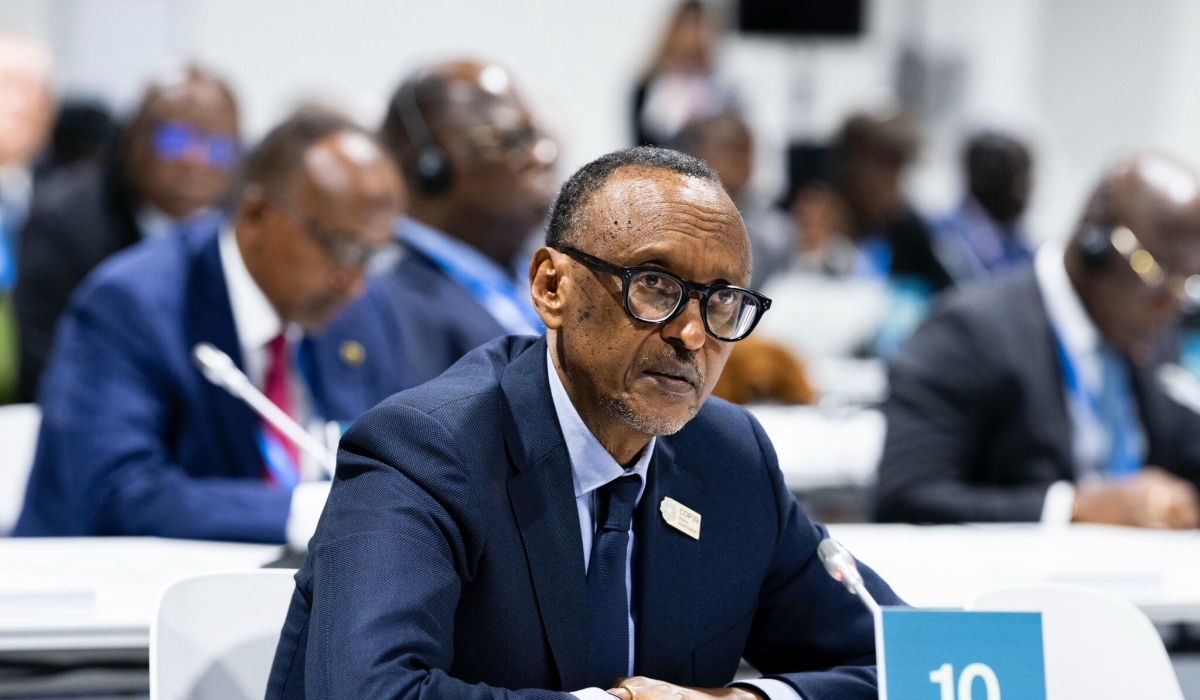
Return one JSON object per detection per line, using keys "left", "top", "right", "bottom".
{"left": 236, "top": 184, "right": 271, "bottom": 223}
{"left": 529, "top": 247, "right": 568, "bottom": 331}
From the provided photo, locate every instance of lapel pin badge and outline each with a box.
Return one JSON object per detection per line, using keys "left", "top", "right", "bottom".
{"left": 339, "top": 340, "right": 366, "bottom": 367}
{"left": 660, "top": 496, "right": 701, "bottom": 540}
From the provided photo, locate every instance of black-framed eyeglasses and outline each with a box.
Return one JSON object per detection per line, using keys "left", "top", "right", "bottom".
{"left": 265, "top": 196, "right": 390, "bottom": 268}
{"left": 558, "top": 246, "right": 771, "bottom": 342}
{"left": 1105, "top": 224, "right": 1200, "bottom": 304}
{"left": 462, "top": 123, "right": 557, "bottom": 167}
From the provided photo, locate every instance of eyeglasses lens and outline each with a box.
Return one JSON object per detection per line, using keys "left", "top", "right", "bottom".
{"left": 707, "top": 290, "right": 759, "bottom": 340}
{"left": 152, "top": 122, "right": 239, "bottom": 170}
{"left": 627, "top": 271, "right": 684, "bottom": 322}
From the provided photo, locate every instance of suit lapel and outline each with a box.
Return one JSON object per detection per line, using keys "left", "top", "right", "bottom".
{"left": 1018, "top": 269, "right": 1076, "bottom": 480}
{"left": 633, "top": 439, "right": 702, "bottom": 684}
{"left": 501, "top": 337, "right": 588, "bottom": 691}
{"left": 185, "top": 226, "right": 262, "bottom": 479}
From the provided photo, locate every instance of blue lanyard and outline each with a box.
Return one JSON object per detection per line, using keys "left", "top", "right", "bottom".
{"left": 854, "top": 235, "right": 893, "bottom": 280}
{"left": 401, "top": 226, "right": 544, "bottom": 336}
{"left": 0, "top": 210, "right": 17, "bottom": 293}
{"left": 1052, "top": 331, "right": 1142, "bottom": 477}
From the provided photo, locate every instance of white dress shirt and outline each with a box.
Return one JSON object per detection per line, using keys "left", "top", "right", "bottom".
{"left": 548, "top": 350, "right": 800, "bottom": 700}
{"left": 1034, "top": 242, "right": 1145, "bottom": 524}
{"left": 217, "top": 227, "right": 329, "bottom": 549}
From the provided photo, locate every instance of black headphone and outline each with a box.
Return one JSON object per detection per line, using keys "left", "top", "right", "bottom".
{"left": 394, "top": 76, "right": 453, "bottom": 195}
{"left": 1078, "top": 224, "right": 1114, "bottom": 270}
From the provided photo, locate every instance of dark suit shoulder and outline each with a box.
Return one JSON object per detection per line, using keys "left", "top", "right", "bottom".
{"left": 899, "top": 267, "right": 1042, "bottom": 373}
{"left": 383, "top": 336, "right": 535, "bottom": 411}
{"left": 390, "top": 249, "right": 447, "bottom": 297}
{"left": 68, "top": 229, "right": 197, "bottom": 318}
{"left": 931, "top": 266, "right": 1041, "bottom": 327}
{"left": 668, "top": 396, "right": 781, "bottom": 509}
{"left": 674, "top": 396, "right": 767, "bottom": 458}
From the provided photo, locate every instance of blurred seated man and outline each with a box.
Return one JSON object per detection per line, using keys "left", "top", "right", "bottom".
{"left": 267, "top": 146, "right": 900, "bottom": 700}
{"left": 676, "top": 111, "right": 793, "bottom": 290}
{"left": 933, "top": 132, "right": 1034, "bottom": 283}
{"left": 876, "top": 153, "right": 1200, "bottom": 528}
{"left": 15, "top": 63, "right": 239, "bottom": 401}
{"left": 0, "top": 33, "right": 55, "bottom": 402}
{"left": 377, "top": 60, "right": 558, "bottom": 384}
{"left": 838, "top": 113, "right": 954, "bottom": 355}
{"left": 830, "top": 112, "right": 952, "bottom": 294}
{"left": 14, "top": 111, "right": 407, "bottom": 545}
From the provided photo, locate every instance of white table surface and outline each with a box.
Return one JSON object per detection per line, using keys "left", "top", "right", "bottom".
{"left": 0, "top": 537, "right": 285, "bottom": 652}
{"left": 828, "top": 523, "right": 1200, "bottom": 624}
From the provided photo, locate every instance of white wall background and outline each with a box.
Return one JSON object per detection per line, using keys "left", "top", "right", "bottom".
{"left": 3, "top": 0, "right": 1200, "bottom": 247}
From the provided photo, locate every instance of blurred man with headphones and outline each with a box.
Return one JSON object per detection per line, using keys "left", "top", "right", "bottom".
{"left": 378, "top": 60, "right": 559, "bottom": 384}
{"left": 876, "top": 152, "right": 1200, "bottom": 530}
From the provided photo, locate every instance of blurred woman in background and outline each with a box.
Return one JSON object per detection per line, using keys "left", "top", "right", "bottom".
{"left": 632, "top": 0, "right": 738, "bottom": 147}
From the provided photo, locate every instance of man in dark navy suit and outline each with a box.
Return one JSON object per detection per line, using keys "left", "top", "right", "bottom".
{"left": 376, "top": 60, "right": 560, "bottom": 384}
{"left": 14, "top": 110, "right": 409, "bottom": 547}
{"left": 268, "top": 147, "right": 899, "bottom": 699}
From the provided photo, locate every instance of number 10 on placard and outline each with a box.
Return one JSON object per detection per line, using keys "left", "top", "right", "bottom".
{"left": 929, "top": 663, "right": 1001, "bottom": 700}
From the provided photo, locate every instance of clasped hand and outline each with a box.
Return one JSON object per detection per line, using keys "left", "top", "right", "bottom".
{"left": 607, "top": 676, "right": 761, "bottom": 700}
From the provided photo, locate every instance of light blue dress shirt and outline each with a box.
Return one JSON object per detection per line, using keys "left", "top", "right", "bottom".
{"left": 547, "top": 350, "right": 800, "bottom": 700}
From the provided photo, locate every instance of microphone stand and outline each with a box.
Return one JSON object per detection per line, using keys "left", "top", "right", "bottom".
{"left": 192, "top": 342, "right": 337, "bottom": 477}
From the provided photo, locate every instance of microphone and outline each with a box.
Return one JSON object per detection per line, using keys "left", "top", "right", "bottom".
{"left": 191, "top": 342, "right": 337, "bottom": 477}
{"left": 817, "top": 537, "right": 880, "bottom": 615}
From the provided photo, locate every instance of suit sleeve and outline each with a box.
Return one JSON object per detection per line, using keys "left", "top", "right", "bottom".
{"left": 299, "top": 404, "right": 569, "bottom": 700}
{"left": 31, "top": 280, "right": 291, "bottom": 541}
{"left": 740, "top": 412, "right": 903, "bottom": 700}
{"left": 875, "top": 307, "right": 1053, "bottom": 523}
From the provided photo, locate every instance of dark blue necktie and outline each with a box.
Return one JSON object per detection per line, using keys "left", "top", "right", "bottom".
{"left": 585, "top": 473, "right": 642, "bottom": 689}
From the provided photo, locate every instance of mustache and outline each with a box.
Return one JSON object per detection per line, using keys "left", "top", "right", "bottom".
{"left": 638, "top": 344, "right": 704, "bottom": 388}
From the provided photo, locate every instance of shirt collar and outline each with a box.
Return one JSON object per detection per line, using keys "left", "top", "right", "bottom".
{"left": 219, "top": 225, "right": 284, "bottom": 353}
{"left": 546, "top": 347, "right": 654, "bottom": 499}
{"left": 1035, "top": 241, "right": 1101, "bottom": 359}
{"left": 137, "top": 205, "right": 220, "bottom": 242}
{"left": 397, "top": 216, "right": 521, "bottom": 285}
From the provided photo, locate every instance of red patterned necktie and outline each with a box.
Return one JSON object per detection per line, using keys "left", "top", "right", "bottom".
{"left": 262, "top": 333, "right": 301, "bottom": 484}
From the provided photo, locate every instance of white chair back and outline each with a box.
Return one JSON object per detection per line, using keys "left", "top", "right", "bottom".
{"left": 0, "top": 403, "right": 40, "bottom": 535}
{"left": 969, "top": 585, "right": 1183, "bottom": 700}
{"left": 150, "top": 569, "right": 297, "bottom": 700}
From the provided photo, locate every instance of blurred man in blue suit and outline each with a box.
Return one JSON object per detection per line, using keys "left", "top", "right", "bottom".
{"left": 268, "top": 147, "right": 899, "bottom": 699}
{"left": 14, "top": 110, "right": 408, "bottom": 546}
{"left": 376, "top": 60, "right": 559, "bottom": 384}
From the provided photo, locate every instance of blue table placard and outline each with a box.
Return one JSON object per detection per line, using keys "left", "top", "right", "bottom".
{"left": 879, "top": 608, "right": 1046, "bottom": 700}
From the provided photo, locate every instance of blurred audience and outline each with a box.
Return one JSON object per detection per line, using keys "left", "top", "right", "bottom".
{"left": 676, "top": 111, "right": 793, "bottom": 289}
{"left": 15, "top": 63, "right": 239, "bottom": 401}
{"left": 378, "top": 60, "right": 558, "bottom": 384}
{"left": 41, "top": 98, "right": 118, "bottom": 171}
{"left": 14, "top": 110, "right": 407, "bottom": 545}
{"left": 933, "top": 131, "right": 1034, "bottom": 283}
{"left": 832, "top": 111, "right": 951, "bottom": 292}
{"left": 0, "top": 33, "right": 55, "bottom": 404}
{"left": 777, "top": 144, "right": 848, "bottom": 281}
{"left": 633, "top": 0, "right": 738, "bottom": 148}
{"left": 877, "top": 152, "right": 1200, "bottom": 529}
